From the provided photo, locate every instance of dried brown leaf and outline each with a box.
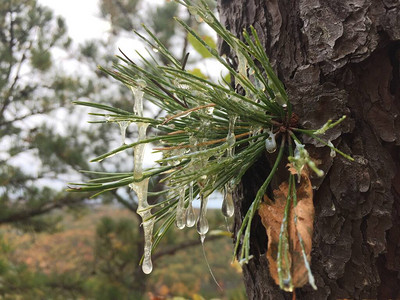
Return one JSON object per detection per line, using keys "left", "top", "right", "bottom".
{"left": 258, "top": 169, "right": 314, "bottom": 289}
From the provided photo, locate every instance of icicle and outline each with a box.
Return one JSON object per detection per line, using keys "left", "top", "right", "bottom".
{"left": 175, "top": 187, "right": 186, "bottom": 229}
{"left": 118, "top": 121, "right": 130, "bottom": 144}
{"left": 134, "top": 123, "right": 148, "bottom": 178}
{"left": 130, "top": 80, "right": 154, "bottom": 274}
{"left": 196, "top": 194, "right": 209, "bottom": 242}
{"left": 185, "top": 182, "right": 196, "bottom": 227}
{"left": 222, "top": 184, "right": 234, "bottom": 218}
{"left": 130, "top": 178, "right": 154, "bottom": 274}
{"left": 226, "top": 115, "right": 237, "bottom": 157}
{"left": 131, "top": 80, "right": 146, "bottom": 117}
{"left": 265, "top": 129, "right": 277, "bottom": 153}
{"left": 328, "top": 141, "right": 336, "bottom": 158}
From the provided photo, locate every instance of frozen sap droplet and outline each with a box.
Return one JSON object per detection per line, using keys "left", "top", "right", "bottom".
{"left": 118, "top": 121, "right": 130, "bottom": 144}
{"left": 328, "top": 141, "right": 336, "bottom": 158}
{"left": 196, "top": 195, "right": 209, "bottom": 236}
{"left": 265, "top": 130, "right": 277, "bottom": 153}
{"left": 222, "top": 185, "right": 234, "bottom": 218}
{"left": 175, "top": 188, "right": 186, "bottom": 230}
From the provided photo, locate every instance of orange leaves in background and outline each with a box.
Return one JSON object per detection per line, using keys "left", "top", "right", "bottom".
{"left": 258, "top": 166, "right": 314, "bottom": 290}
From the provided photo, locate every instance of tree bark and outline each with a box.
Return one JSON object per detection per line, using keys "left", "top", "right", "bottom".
{"left": 217, "top": 0, "right": 400, "bottom": 299}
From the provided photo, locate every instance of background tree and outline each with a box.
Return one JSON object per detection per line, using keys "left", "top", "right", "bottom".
{"left": 0, "top": 0, "right": 94, "bottom": 230}
{"left": 217, "top": 0, "right": 400, "bottom": 298}
{"left": 0, "top": 0, "right": 242, "bottom": 298}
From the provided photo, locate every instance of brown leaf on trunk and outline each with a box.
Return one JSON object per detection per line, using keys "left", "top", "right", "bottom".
{"left": 258, "top": 168, "right": 314, "bottom": 290}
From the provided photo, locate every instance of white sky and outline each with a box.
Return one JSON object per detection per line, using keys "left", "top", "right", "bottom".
{"left": 39, "top": 0, "right": 110, "bottom": 43}
{"left": 39, "top": 0, "right": 164, "bottom": 43}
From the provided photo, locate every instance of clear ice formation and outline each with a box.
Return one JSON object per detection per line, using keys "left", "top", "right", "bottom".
{"left": 265, "top": 129, "right": 277, "bottom": 153}
{"left": 175, "top": 187, "right": 186, "bottom": 229}
{"left": 222, "top": 184, "right": 234, "bottom": 218}
{"left": 328, "top": 141, "right": 336, "bottom": 158}
{"left": 226, "top": 115, "right": 237, "bottom": 157}
{"left": 129, "top": 84, "right": 155, "bottom": 274}
{"left": 185, "top": 182, "right": 196, "bottom": 227}
{"left": 196, "top": 194, "right": 209, "bottom": 242}
{"left": 118, "top": 121, "right": 130, "bottom": 144}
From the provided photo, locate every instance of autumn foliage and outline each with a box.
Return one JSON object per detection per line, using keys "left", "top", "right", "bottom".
{"left": 258, "top": 167, "right": 314, "bottom": 290}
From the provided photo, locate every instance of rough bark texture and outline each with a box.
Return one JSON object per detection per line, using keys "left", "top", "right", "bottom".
{"left": 217, "top": 0, "right": 400, "bottom": 299}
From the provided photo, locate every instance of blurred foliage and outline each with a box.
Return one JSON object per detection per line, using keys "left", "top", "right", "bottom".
{"left": 0, "top": 0, "right": 244, "bottom": 299}
{"left": 4, "top": 206, "right": 245, "bottom": 299}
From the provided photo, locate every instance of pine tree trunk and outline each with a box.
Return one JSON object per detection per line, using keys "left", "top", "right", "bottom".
{"left": 217, "top": 0, "right": 400, "bottom": 298}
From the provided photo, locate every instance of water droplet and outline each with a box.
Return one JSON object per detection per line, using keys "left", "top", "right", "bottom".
{"left": 105, "top": 114, "right": 112, "bottom": 122}
{"left": 152, "top": 47, "right": 159, "bottom": 53}
{"left": 265, "top": 130, "right": 277, "bottom": 153}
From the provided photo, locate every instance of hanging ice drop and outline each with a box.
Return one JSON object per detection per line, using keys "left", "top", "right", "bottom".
{"left": 196, "top": 195, "right": 209, "bottom": 236}
{"left": 222, "top": 185, "right": 234, "bottom": 218}
{"left": 175, "top": 187, "right": 186, "bottom": 230}
{"left": 118, "top": 121, "right": 129, "bottom": 144}
{"left": 141, "top": 215, "right": 155, "bottom": 274}
{"left": 185, "top": 182, "right": 196, "bottom": 227}
{"left": 185, "top": 201, "right": 196, "bottom": 227}
{"left": 328, "top": 141, "right": 336, "bottom": 158}
{"left": 226, "top": 115, "right": 237, "bottom": 157}
{"left": 265, "top": 130, "right": 277, "bottom": 153}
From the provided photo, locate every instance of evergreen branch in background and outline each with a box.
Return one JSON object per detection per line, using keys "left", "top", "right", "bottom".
{"left": 69, "top": 0, "right": 352, "bottom": 292}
